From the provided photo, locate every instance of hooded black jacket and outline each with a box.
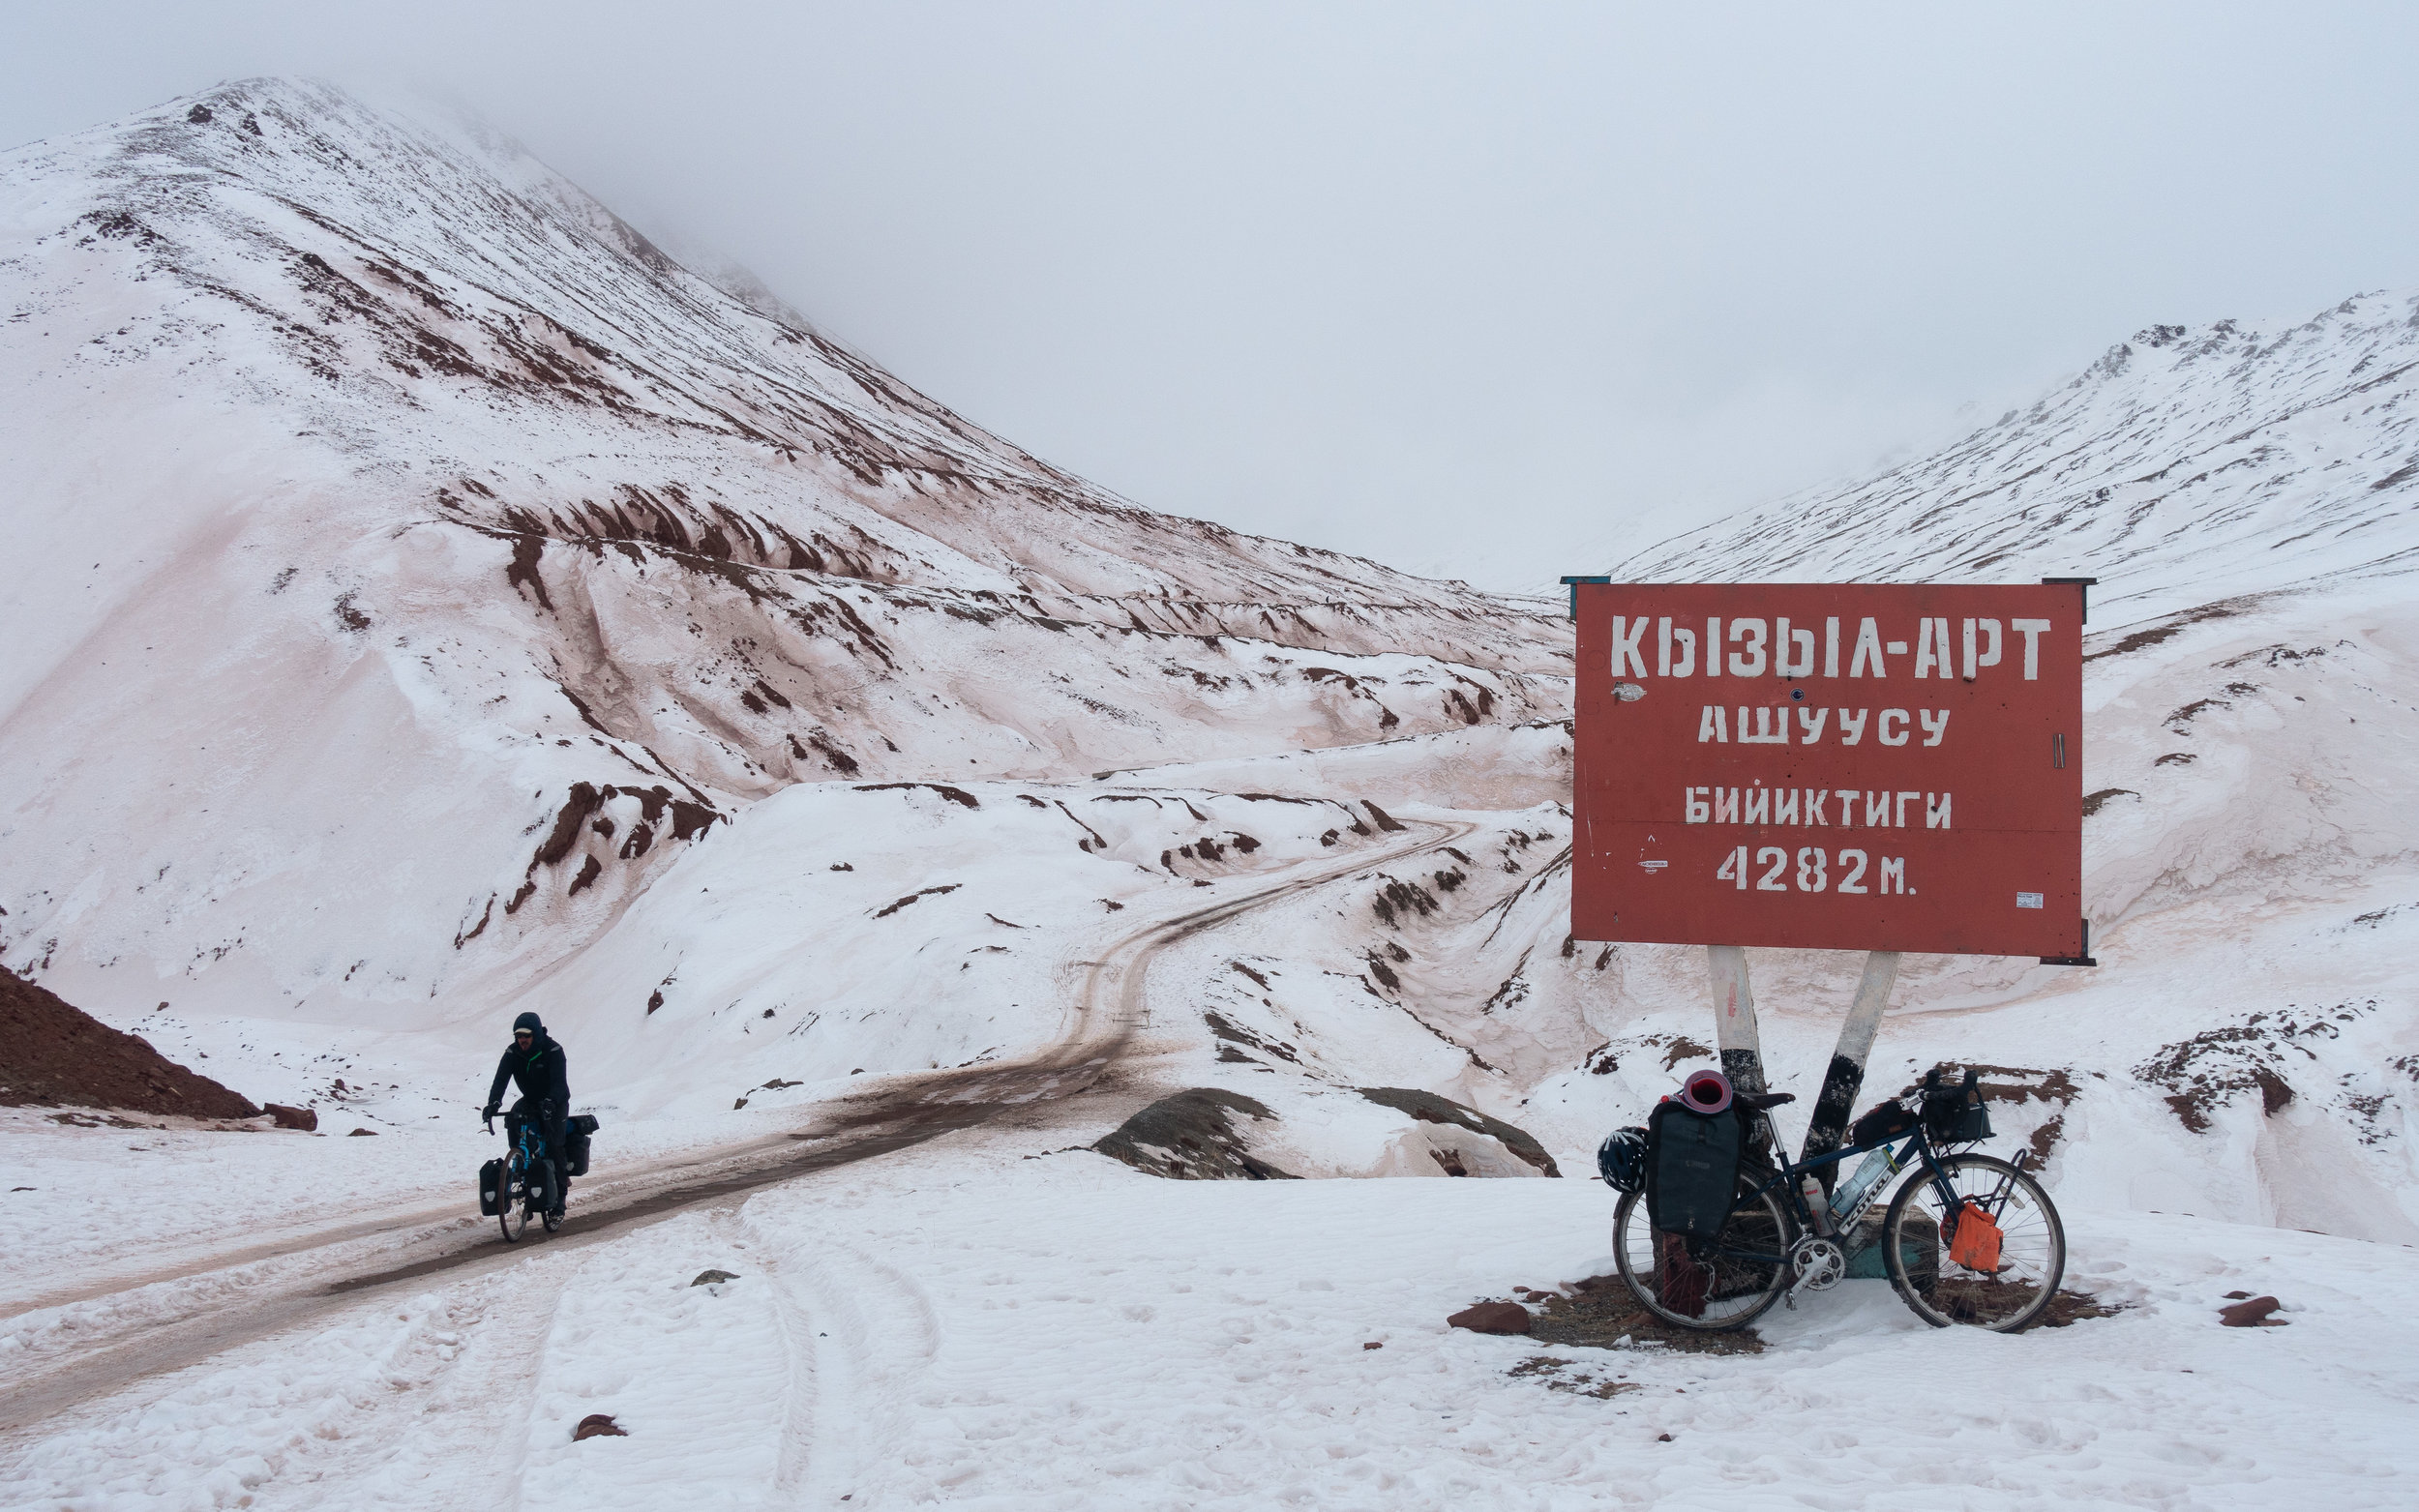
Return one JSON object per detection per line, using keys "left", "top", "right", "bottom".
{"left": 486, "top": 1011, "right": 570, "bottom": 1112}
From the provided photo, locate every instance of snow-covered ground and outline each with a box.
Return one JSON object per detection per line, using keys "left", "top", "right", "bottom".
{"left": 8, "top": 1137, "right": 2414, "bottom": 1510}
{"left": 7, "top": 604, "right": 2415, "bottom": 1501}
{"left": 4, "top": 75, "right": 2417, "bottom": 1510}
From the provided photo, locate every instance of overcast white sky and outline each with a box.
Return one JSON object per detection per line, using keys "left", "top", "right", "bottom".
{"left": 8, "top": 2, "right": 2418, "bottom": 593}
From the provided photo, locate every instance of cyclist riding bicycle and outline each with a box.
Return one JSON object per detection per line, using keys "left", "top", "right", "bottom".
{"left": 482, "top": 1011, "right": 571, "bottom": 1219}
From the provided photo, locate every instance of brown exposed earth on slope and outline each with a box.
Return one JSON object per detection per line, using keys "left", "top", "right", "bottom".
{"left": 0, "top": 966, "right": 258, "bottom": 1117}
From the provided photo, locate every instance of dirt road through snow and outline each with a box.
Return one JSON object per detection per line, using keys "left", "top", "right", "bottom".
{"left": 0, "top": 818, "right": 1467, "bottom": 1442}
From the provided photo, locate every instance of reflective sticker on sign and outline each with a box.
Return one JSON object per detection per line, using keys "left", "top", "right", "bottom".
{"left": 2016, "top": 892, "right": 2044, "bottom": 909}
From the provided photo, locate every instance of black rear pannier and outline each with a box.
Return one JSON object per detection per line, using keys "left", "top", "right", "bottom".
{"left": 1597, "top": 1126, "right": 1648, "bottom": 1193}
{"left": 478, "top": 1157, "right": 505, "bottom": 1217}
{"left": 565, "top": 1113, "right": 601, "bottom": 1177}
{"left": 1646, "top": 1100, "right": 1744, "bottom": 1240}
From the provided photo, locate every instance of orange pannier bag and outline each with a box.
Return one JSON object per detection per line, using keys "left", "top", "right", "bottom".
{"left": 1947, "top": 1201, "right": 2004, "bottom": 1272}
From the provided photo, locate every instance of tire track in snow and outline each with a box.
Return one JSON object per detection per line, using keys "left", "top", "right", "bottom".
{"left": 0, "top": 1261, "right": 568, "bottom": 1511}
{"left": 0, "top": 819, "right": 1465, "bottom": 1446}
{"left": 259, "top": 1270, "right": 563, "bottom": 1512}
{"left": 752, "top": 1218, "right": 944, "bottom": 1506}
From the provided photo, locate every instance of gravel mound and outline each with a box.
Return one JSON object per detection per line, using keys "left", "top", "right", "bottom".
{"left": 0, "top": 966, "right": 258, "bottom": 1117}
{"left": 1092, "top": 1088, "right": 1300, "bottom": 1179}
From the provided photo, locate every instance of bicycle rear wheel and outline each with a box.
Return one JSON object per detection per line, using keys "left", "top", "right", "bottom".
{"left": 499, "top": 1152, "right": 529, "bottom": 1243}
{"left": 1613, "top": 1178, "right": 1792, "bottom": 1331}
{"left": 1882, "top": 1153, "right": 2064, "bottom": 1331}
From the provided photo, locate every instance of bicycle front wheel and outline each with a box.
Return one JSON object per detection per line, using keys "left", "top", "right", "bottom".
{"left": 1882, "top": 1153, "right": 2065, "bottom": 1331}
{"left": 499, "top": 1153, "right": 529, "bottom": 1244}
{"left": 1613, "top": 1179, "right": 1792, "bottom": 1331}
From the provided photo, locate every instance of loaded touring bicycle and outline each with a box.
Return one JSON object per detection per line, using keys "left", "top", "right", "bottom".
{"left": 479, "top": 1105, "right": 600, "bottom": 1243}
{"left": 1598, "top": 1066, "right": 2065, "bottom": 1331}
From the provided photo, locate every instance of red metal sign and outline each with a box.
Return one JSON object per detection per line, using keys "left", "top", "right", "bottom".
{"left": 1571, "top": 583, "right": 2085, "bottom": 957}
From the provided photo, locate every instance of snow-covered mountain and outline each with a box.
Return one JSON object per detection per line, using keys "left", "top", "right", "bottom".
{"left": 0, "top": 78, "right": 1569, "bottom": 1032}
{"left": 5, "top": 80, "right": 2419, "bottom": 1507}
{"left": 1, "top": 76, "right": 2411, "bottom": 1259}
{"left": 1613, "top": 294, "right": 2419, "bottom": 624}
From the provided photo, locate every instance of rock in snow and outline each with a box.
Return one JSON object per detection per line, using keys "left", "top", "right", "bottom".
{"left": 1447, "top": 1301, "right": 1533, "bottom": 1336}
{"left": 1093, "top": 1089, "right": 1300, "bottom": 1180}
{"left": 1356, "top": 1086, "right": 1561, "bottom": 1176}
{"left": 2219, "top": 1295, "right": 2285, "bottom": 1327}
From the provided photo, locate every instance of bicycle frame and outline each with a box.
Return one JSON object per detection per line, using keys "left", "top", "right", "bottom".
{"left": 1726, "top": 1112, "right": 1992, "bottom": 1263}
{"left": 506, "top": 1117, "right": 552, "bottom": 1202}
{"left": 1620, "top": 1096, "right": 2062, "bottom": 1333}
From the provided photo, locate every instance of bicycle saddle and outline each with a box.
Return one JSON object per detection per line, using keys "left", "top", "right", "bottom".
{"left": 1736, "top": 1091, "right": 1797, "bottom": 1110}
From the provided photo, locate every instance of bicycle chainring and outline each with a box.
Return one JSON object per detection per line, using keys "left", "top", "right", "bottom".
{"left": 1788, "top": 1236, "right": 1848, "bottom": 1295}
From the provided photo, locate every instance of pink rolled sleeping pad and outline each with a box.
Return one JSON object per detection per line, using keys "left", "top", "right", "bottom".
{"left": 1679, "top": 1068, "right": 1734, "bottom": 1114}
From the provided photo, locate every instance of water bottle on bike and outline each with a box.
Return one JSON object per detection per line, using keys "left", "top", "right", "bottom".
{"left": 1829, "top": 1144, "right": 1901, "bottom": 1229}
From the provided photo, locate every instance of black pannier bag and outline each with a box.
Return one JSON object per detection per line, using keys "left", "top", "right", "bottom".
{"left": 565, "top": 1113, "right": 601, "bottom": 1176}
{"left": 478, "top": 1157, "right": 505, "bottom": 1217}
{"left": 1922, "top": 1067, "right": 1992, "bottom": 1144}
{"left": 1597, "top": 1126, "right": 1649, "bottom": 1193}
{"left": 1645, "top": 1100, "right": 1744, "bottom": 1240}
{"left": 1850, "top": 1099, "right": 1918, "bottom": 1149}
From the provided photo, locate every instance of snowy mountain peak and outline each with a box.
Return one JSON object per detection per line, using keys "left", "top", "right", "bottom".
{"left": 5, "top": 76, "right": 1554, "bottom": 627}
{"left": 1616, "top": 288, "right": 2419, "bottom": 624}
{"left": 0, "top": 78, "right": 1569, "bottom": 1027}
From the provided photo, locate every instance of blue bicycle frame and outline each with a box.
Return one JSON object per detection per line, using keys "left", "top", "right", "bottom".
{"left": 1724, "top": 1112, "right": 2002, "bottom": 1265}
{"left": 504, "top": 1111, "right": 553, "bottom": 1201}
{"left": 516, "top": 1120, "right": 550, "bottom": 1176}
